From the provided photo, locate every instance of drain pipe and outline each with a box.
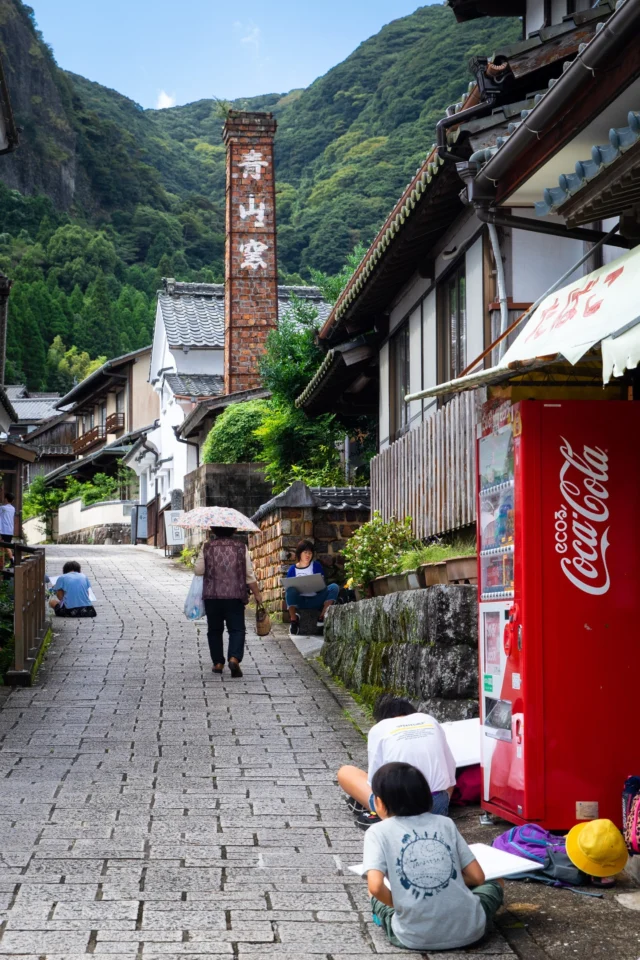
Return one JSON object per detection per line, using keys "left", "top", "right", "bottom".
{"left": 436, "top": 94, "right": 498, "bottom": 164}
{"left": 173, "top": 426, "right": 200, "bottom": 469}
{"left": 487, "top": 223, "right": 510, "bottom": 360}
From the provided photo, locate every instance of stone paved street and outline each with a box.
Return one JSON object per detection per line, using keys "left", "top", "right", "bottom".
{"left": 1, "top": 545, "right": 637, "bottom": 960}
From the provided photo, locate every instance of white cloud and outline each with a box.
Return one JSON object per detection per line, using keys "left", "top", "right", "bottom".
{"left": 156, "top": 90, "right": 177, "bottom": 109}
{"left": 240, "top": 24, "right": 261, "bottom": 50}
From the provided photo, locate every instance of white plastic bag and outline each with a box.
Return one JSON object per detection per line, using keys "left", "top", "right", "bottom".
{"left": 184, "top": 575, "right": 205, "bottom": 621}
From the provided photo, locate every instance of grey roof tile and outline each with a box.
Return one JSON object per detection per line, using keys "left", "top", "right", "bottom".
{"left": 12, "top": 398, "right": 61, "bottom": 421}
{"left": 164, "top": 373, "right": 225, "bottom": 398}
{"left": 159, "top": 281, "right": 332, "bottom": 349}
{"left": 6, "top": 384, "right": 27, "bottom": 399}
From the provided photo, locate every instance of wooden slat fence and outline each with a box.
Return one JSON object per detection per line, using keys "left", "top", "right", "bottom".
{"left": 371, "top": 390, "right": 479, "bottom": 538}
{"left": 11, "top": 545, "right": 47, "bottom": 680}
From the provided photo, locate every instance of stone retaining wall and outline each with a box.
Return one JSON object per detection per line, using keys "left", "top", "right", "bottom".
{"left": 57, "top": 523, "right": 131, "bottom": 545}
{"left": 322, "top": 586, "right": 478, "bottom": 721}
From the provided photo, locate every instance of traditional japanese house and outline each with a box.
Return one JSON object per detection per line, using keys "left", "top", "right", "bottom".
{"left": 298, "top": 0, "right": 639, "bottom": 540}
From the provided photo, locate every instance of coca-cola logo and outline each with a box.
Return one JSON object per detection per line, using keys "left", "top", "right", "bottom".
{"left": 554, "top": 437, "right": 610, "bottom": 596}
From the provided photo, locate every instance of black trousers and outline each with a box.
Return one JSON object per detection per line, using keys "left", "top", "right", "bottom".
{"left": 204, "top": 598, "right": 246, "bottom": 665}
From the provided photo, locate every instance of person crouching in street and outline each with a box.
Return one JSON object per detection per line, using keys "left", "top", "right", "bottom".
{"left": 194, "top": 526, "right": 263, "bottom": 678}
{"left": 338, "top": 694, "right": 456, "bottom": 828}
{"left": 286, "top": 539, "right": 339, "bottom": 636}
{"left": 48, "top": 561, "right": 97, "bottom": 618}
{"left": 363, "top": 761, "right": 504, "bottom": 953}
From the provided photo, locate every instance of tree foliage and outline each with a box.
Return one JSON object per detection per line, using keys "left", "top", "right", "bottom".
{"left": 0, "top": 2, "right": 521, "bottom": 389}
{"left": 201, "top": 400, "right": 269, "bottom": 464}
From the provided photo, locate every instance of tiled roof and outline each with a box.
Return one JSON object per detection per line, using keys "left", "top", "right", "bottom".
{"left": 12, "top": 397, "right": 60, "bottom": 421}
{"left": 164, "top": 374, "right": 225, "bottom": 399}
{"left": 311, "top": 487, "right": 371, "bottom": 511}
{"left": 535, "top": 111, "right": 640, "bottom": 216}
{"left": 159, "top": 280, "right": 332, "bottom": 349}
{"left": 468, "top": 1, "right": 625, "bottom": 173}
{"left": 320, "top": 151, "right": 447, "bottom": 339}
{"left": 251, "top": 480, "right": 370, "bottom": 524}
{"left": 6, "top": 384, "right": 27, "bottom": 399}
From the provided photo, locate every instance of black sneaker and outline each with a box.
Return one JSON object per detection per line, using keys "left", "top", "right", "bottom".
{"left": 345, "top": 795, "right": 367, "bottom": 815}
{"left": 316, "top": 617, "right": 325, "bottom": 629}
{"left": 289, "top": 617, "right": 300, "bottom": 636}
{"left": 356, "top": 810, "right": 382, "bottom": 831}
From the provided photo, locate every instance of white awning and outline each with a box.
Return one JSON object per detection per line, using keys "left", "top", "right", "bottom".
{"left": 501, "top": 245, "right": 640, "bottom": 370}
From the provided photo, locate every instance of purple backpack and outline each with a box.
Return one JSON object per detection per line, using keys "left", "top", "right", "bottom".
{"left": 493, "top": 824, "right": 567, "bottom": 864}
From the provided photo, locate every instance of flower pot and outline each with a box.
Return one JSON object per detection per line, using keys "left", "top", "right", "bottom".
{"left": 419, "top": 561, "right": 448, "bottom": 586}
{"left": 354, "top": 584, "right": 374, "bottom": 601}
{"left": 372, "top": 575, "right": 392, "bottom": 597}
{"left": 387, "top": 573, "right": 409, "bottom": 593}
{"left": 405, "top": 569, "right": 422, "bottom": 591}
{"left": 445, "top": 555, "right": 478, "bottom": 585}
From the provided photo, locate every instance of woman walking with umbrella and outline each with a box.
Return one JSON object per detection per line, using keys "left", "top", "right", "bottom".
{"left": 181, "top": 507, "right": 264, "bottom": 678}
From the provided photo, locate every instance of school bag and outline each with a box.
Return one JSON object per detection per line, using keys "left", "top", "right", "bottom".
{"left": 622, "top": 776, "right": 640, "bottom": 855}
{"left": 493, "top": 824, "right": 589, "bottom": 889}
{"left": 450, "top": 765, "right": 481, "bottom": 806}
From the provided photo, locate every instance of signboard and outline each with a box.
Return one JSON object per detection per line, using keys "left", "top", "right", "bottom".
{"left": 164, "top": 510, "right": 185, "bottom": 546}
{"left": 501, "top": 246, "right": 639, "bottom": 368}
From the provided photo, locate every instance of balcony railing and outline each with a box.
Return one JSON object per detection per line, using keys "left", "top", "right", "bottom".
{"left": 370, "top": 389, "right": 481, "bottom": 539}
{"left": 72, "top": 425, "right": 105, "bottom": 455}
{"left": 105, "top": 412, "right": 125, "bottom": 434}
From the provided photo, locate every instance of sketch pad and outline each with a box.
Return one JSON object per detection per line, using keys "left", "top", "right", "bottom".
{"left": 349, "top": 842, "right": 544, "bottom": 884}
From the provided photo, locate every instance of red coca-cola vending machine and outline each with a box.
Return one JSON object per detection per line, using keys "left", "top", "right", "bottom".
{"left": 477, "top": 398, "right": 639, "bottom": 830}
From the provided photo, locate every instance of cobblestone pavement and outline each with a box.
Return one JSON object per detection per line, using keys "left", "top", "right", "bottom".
{"left": 0, "top": 546, "right": 635, "bottom": 960}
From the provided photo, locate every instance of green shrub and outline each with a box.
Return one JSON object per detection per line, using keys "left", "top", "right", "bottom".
{"left": 398, "top": 536, "right": 477, "bottom": 571}
{"left": 178, "top": 546, "right": 198, "bottom": 569}
{"left": 201, "top": 400, "right": 269, "bottom": 464}
{"left": 343, "top": 512, "right": 417, "bottom": 587}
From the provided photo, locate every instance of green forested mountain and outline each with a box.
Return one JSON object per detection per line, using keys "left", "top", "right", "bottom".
{"left": 0, "top": 0, "right": 520, "bottom": 388}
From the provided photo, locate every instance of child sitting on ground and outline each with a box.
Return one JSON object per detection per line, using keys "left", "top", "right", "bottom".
{"left": 48, "top": 561, "right": 97, "bottom": 618}
{"left": 362, "top": 761, "right": 504, "bottom": 952}
{"left": 338, "top": 694, "right": 456, "bottom": 828}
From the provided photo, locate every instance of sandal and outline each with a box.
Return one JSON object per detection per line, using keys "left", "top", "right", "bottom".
{"left": 212, "top": 663, "right": 224, "bottom": 674}
{"left": 229, "top": 658, "right": 243, "bottom": 678}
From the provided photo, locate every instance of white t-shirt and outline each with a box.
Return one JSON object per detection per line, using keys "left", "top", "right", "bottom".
{"left": 0, "top": 503, "right": 15, "bottom": 536}
{"left": 367, "top": 712, "right": 456, "bottom": 793}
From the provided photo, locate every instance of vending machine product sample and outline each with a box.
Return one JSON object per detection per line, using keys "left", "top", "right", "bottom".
{"left": 477, "top": 399, "right": 639, "bottom": 830}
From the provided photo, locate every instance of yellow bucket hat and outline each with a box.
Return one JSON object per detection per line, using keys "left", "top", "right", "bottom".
{"left": 566, "top": 819, "right": 628, "bottom": 878}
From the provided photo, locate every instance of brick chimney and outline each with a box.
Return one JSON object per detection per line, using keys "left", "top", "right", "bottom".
{"left": 222, "top": 111, "right": 278, "bottom": 396}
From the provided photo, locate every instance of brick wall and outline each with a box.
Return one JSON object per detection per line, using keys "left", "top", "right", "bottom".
{"left": 249, "top": 505, "right": 369, "bottom": 621}
{"left": 223, "top": 112, "right": 278, "bottom": 396}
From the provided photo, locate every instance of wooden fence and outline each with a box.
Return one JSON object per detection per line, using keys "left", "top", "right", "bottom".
{"left": 371, "top": 390, "right": 480, "bottom": 539}
{"left": 10, "top": 545, "right": 48, "bottom": 682}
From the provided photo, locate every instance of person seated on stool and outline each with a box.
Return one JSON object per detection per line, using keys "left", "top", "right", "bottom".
{"left": 286, "top": 539, "right": 339, "bottom": 636}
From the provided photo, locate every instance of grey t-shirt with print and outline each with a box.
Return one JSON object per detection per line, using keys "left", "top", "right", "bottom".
{"left": 362, "top": 812, "right": 486, "bottom": 951}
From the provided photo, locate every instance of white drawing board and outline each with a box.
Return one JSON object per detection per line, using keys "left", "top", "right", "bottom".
{"left": 442, "top": 717, "right": 481, "bottom": 768}
{"left": 349, "top": 842, "right": 544, "bottom": 884}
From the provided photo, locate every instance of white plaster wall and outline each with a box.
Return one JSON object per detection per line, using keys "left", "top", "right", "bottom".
{"left": 379, "top": 342, "right": 390, "bottom": 450}
{"left": 24, "top": 516, "right": 46, "bottom": 545}
{"left": 57, "top": 499, "right": 134, "bottom": 537}
{"left": 408, "top": 305, "right": 422, "bottom": 429}
{"left": 551, "top": 0, "right": 567, "bottom": 23}
{"left": 150, "top": 310, "right": 173, "bottom": 382}
{"left": 422, "top": 290, "right": 437, "bottom": 419}
{"left": 466, "top": 237, "right": 484, "bottom": 371}
{"left": 389, "top": 274, "right": 431, "bottom": 335}
{"left": 526, "top": 0, "right": 545, "bottom": 34}
{"left": 511, "top": 227, "right": 583, "bottom": 304}
{"left": 171, "top": 348, "right": 224, "bottom": 376}
{"left": 434, "top": 210, "right": 481, "bottom": 283}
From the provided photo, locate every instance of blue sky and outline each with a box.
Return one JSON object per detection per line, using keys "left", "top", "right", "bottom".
{"left": 30, "top": 0, "right": 440, "bottom": 110}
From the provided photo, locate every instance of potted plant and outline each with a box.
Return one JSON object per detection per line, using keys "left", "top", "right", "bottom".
{"left": 343, "top": 512, "right": 417, "bottom": 598}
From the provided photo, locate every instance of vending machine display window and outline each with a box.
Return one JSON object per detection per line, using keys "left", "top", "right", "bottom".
{"left": 479, "top": 425, "right": 515, "bottom": 600}
{"left": 484, "top": 697, "right": 513, "bottom": 741}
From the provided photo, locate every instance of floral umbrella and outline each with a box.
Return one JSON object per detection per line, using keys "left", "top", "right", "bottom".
{"left": 174, "top": 506, "right": 259, "bottom": 532}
